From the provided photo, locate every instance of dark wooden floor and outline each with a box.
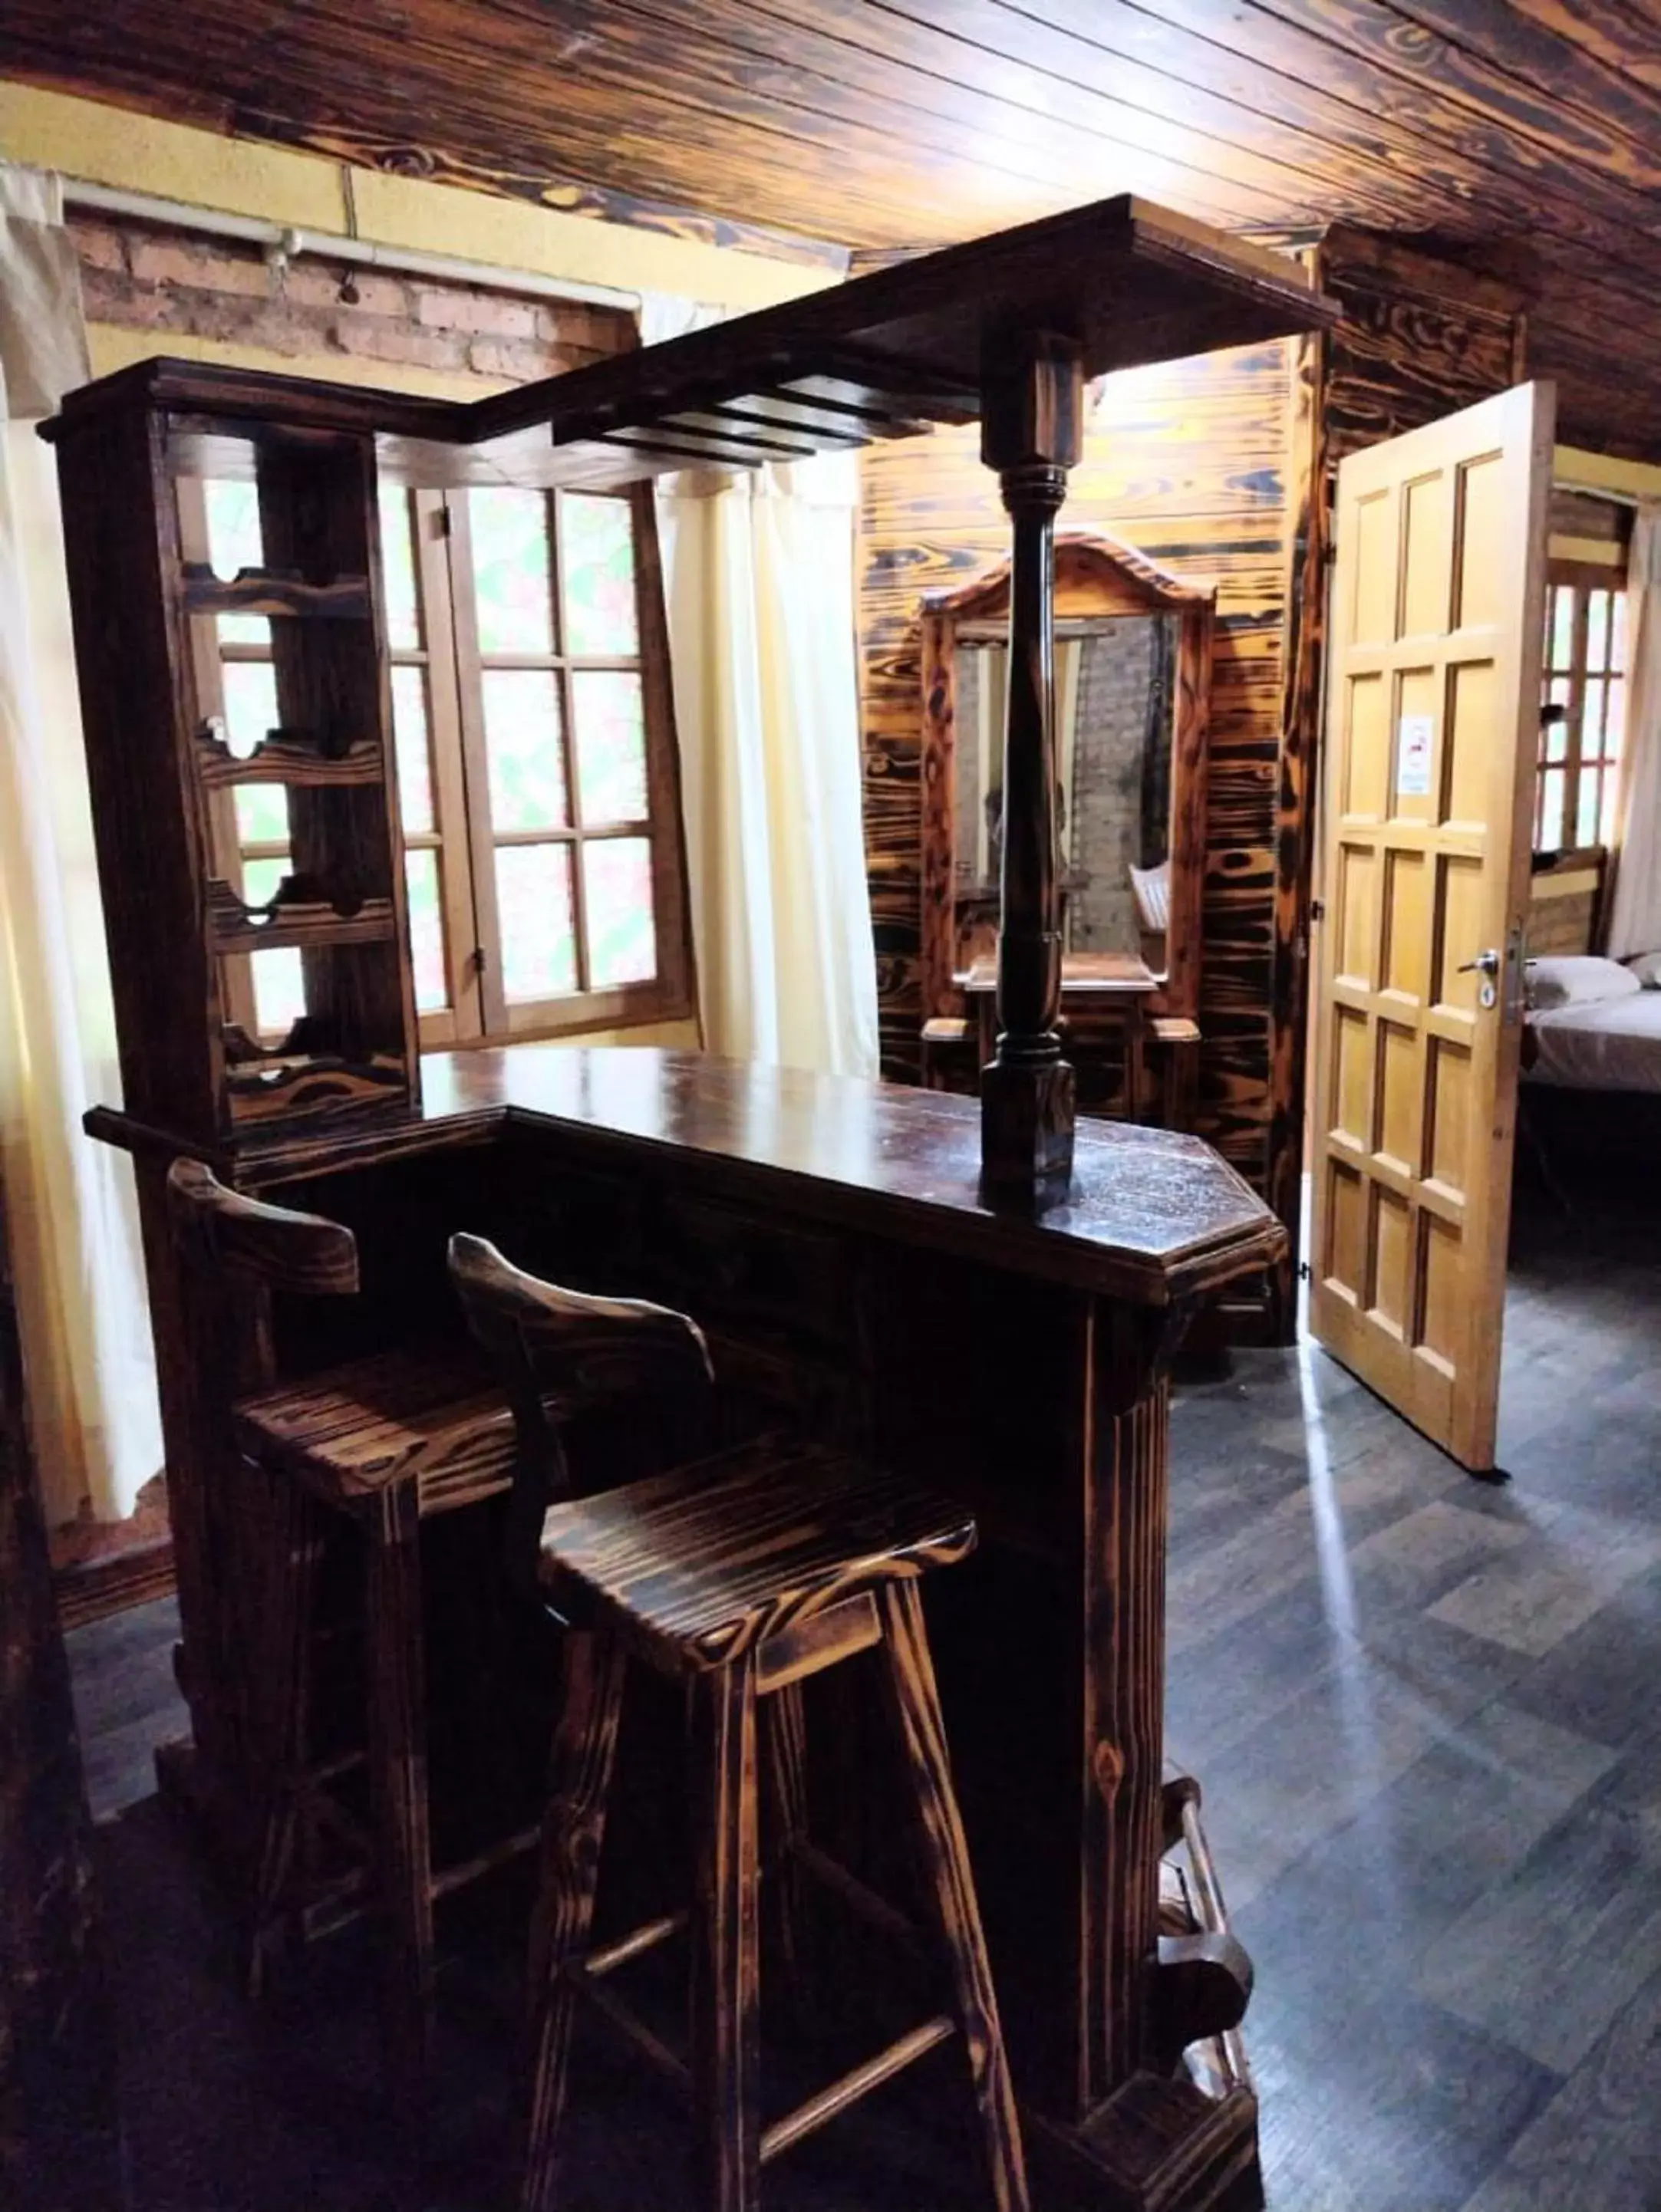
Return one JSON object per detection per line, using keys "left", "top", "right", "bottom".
{"left": 67, "top": 1188, "right": 1661, "bottom": 2211}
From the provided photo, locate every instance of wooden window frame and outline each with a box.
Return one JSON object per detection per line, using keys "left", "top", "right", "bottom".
{"left": 187, "top": 472, "right": 693, "bottom": 1053}
{"left": 1537, "top": 558, "right": 1626, "bottom": 856}
{"left": 441, "top": 482, "right": 692, "bottom": 1042}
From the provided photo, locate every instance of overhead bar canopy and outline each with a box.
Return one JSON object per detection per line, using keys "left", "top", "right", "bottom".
{"left": 49, "top": 194, "right": 1340, "bottom": 491}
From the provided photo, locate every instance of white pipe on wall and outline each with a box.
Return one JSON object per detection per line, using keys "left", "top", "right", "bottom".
{"left": 63, "top": 176, "right": 641, "bottom": 314}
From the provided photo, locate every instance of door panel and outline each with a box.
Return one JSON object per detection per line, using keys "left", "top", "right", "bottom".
{"left": 1309, "top": 383, "right": 1554, "bottom": 1471}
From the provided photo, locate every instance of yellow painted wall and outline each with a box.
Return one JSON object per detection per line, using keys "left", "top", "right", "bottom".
{"left": 0, "top": 82, "right": 835, "bottom": 312}
{"left": 5, "top": 77, "right": 714, "bottom": 1052}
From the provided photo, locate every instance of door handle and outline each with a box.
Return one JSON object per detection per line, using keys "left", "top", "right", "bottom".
{"left": 1458, "top": 947, "right": 1501, "bottom": 1008}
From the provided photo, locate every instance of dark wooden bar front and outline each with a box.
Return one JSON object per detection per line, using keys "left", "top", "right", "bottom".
{"left": 92, "top": 1047, "right": 1284, "bottom": 2210}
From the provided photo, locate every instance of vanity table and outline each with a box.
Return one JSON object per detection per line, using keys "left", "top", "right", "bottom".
{"left": 920, "top": 534, "right": 1216, "bottom": 1127}
{"left": 47, "top": 195, "right": 1336, "bottom": 2211}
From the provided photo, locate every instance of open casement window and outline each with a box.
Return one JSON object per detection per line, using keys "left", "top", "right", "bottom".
{"left": 183, "top": 475, "right": 691, "bottom": 1050}
{"left": 1537, "top": 563, "right": 1627, "bottom": 854}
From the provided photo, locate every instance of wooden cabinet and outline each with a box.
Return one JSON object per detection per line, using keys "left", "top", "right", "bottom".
{"left": 46, "top": 365, "right": 420, "bottom": 1150}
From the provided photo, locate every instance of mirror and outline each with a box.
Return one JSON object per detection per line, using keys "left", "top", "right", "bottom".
{"left": 918, "top": 532, "right": 1214, "bottom": 1032}
{"left": 952, "top": 614, "right": 1178, "bottom": 971}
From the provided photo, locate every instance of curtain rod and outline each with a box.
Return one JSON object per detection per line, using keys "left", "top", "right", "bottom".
{"left": 63, "top": 177, "right": 641, "bottom": 316}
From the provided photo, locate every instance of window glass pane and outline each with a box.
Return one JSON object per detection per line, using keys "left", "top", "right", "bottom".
{"left": 1577, "top": 773, "right": 1601, "bottom": 848}
{"left": 241, "top": 855, "right": 289, "bottom": 907}
{"left": 484, "top": 670, "right": 568, "bottom": 831}
{"left": 252, "top": 952, "right": 306, "bottom": 1039}
{"left": 1587, "top": 591, "right": 1609, "bottom": 673}
{"left": 1584, "top": 676, "right": 1606, "bottom": 752}
{"left": 404, "top": 848, "right": 448, "bottom": 1012}
{"left": 582, "top": 837, "right": 657, "bottom": 988}
{"left": 1601, "top": 773, "right": 1621, "bottom": 847}
{"left": 469, "top": 488, "right": 554, "bottom": 653}
{"left": 1539, "top": 769, "right": 1565, "bottom": 851}
{"left": 562, "top": 495, "right": 638, "bottom": 656}
{"left": 495, "top": 844, "right": 577, "bottom": 1001}
{"left": 1550, "top": 586, "right": 1574, "bottom": 668}
{"left": 572, "top": 670, "right": 648, "bottom": 825}
{"left": 378, "top": 484, "right": 421, "bottom": 650}
{"left": 204, "top": 479, "right": 270, "bottom": 646}
{"left": 222, "top": 662, "right": 280, "bottom": 759}
{"left": 1612, "top": 593, "right": 1627, "bottom": 672}
{"left": 1605, "top": 677, "right": 1625, "bottom": 760}
{"left": 241, "top": 849, "right": 307, "bottom": 1039}
{"left": 1546, "top": 677, "right": 1571, "bottom": 760}
{"left": 392, "top": 666, "right": 434, "bottom": 834}
{"left": 234, "top": 785, "right": 289, "bottom": 844}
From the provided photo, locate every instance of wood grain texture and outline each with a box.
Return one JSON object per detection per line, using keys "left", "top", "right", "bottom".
{"left": 875, "top": 1578, "right": 1031, "bottom": 2212}
{"left": 533, "top": 1437, "right": 977, "bottom": 1674}
{"left": 522, "top": 1628, "right": 628, "bottom": 2212}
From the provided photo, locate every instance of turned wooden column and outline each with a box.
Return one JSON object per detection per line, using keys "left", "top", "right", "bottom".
{"left": 978, "top": 330, "right": 1085, "bottom": 1205}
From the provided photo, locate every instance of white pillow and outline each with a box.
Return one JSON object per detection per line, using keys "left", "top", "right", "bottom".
{"left": 1526, "top": 955, "right": 1644, "bottom": 1012}
{"left": 1626, "top": 950, "right": 1661, "bottom": 990}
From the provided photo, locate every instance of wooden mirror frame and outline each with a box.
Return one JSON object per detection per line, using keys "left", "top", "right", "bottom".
{"left": 918, "top": 531, "right": 1215, "bottom": 1029}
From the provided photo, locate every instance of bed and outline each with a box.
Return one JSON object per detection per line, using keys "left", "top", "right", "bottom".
{"left": 1521, "top": 953, "right": 1661, "bottom": 1187}
{"left": 1527, "top": 979, "right": 1661, "bottom": 1092}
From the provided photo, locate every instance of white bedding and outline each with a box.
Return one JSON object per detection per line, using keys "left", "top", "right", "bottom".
{"left": 1526, "top": 989, "right": 1661, "bottom": 1092}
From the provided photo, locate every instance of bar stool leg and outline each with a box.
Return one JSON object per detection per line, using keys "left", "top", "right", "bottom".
{"left": 875, "top": 1582, "right": 1030, "bottom": 2212}
{"left": 689, "top": 1654, "right": 762, "bottom": 2212}
{"left": 762, "top": 1684, "right": 810, "bottom": 2016}
{"left": 248, "top": 1470, "right": 324, "bottom": 1996}
{"left": 522, "top": 1628, "right": 627, "bottom": 2212}
{"left": 365, "top": 1483, "right": 435, "bottom": 2094}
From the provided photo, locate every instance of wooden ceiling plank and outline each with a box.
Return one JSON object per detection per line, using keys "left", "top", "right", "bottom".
{"left": 1502, "top": 0, "right": 1661, "bottom": 84}
{"left": 1030, "top": 0, "right": 1661, "bottom": 254}
{"left": 258, "top": 0, "right": 1295, "bottom": 234}
{"left": 1379, "top": 0, "right": 1661, "bottom": 170}
{"left": 477, "top": 0, "right": 1406, "bottom": 227}
{"left": 1230, "top": 0, "right": 1661, "bottom": 201}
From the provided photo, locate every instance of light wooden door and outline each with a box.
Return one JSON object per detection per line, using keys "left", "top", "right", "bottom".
{"left": 1309, "top": 382, "right": 1554, "bottom": 1472}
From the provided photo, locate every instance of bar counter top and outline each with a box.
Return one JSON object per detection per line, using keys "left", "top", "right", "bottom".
{"left": 94, "top": 1047, "right": 1285, "bottom": 1310}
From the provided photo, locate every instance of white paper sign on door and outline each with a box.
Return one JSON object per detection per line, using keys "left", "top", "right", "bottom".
{"left": 1396, "top": 713, "right": 1434, "bottom": 798}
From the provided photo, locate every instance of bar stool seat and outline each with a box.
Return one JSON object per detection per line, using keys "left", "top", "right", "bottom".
{"left": 539, "top": 1437, "right": 974, "bottom": 1669}
{"left": 233, "top": 1342, "right": 523, "bottom": 1517}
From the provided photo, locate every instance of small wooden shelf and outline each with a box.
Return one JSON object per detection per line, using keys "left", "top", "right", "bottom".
{"left": 193, "top": 723, "right": 385, "bottom": 788}
{"left": 183, "top": 565, "right": 372, "bottom": 621}
{"left": 225, "top": 1048, "right": 410, "bottom": 1124}
{"left": 206, "top": 877, "right": 396, "bottom": 956}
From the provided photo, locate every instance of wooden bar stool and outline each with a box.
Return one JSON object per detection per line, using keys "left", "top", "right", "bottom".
{"left": 166, "top": 1159, "right": 561, "bottom": 2083}
{"left": 449, "top": 1233, "right": 1029, "bottom": 2212}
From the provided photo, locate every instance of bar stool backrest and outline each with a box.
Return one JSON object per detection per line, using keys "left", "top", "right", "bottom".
{"left": 447, "top": 1232, "right": 715, "bottom": 1595}
{"left": 166, "top": 1158, "right": 361, "bottom": 1298}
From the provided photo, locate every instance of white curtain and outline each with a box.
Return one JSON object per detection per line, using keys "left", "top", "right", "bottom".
{"left": 0, "top": 163, "right": 162, "bottom": 1525}
{"left": 641, "top": 293, "right": 880, "bottom": 1078}
{"left": 1607, "top": 502, "right": 1661, "bottom": 960}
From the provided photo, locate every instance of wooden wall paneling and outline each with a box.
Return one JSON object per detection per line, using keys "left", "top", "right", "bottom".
{"left": 1266, "top": 315, "right": 1328, "bottom": 1341}
{"left": 1315, "top": 229, "right": 1531, "bottom": 469}
{"left": 0, "top": 1168, "right": 120, "bottom": 2210}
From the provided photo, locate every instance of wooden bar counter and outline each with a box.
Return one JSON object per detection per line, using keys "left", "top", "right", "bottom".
{"left": 94, "top": 1046, "right": 1284, "bottom": 2211}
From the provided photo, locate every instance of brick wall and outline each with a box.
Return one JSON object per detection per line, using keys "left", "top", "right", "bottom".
{"left": 70, "top": 213, "right": 633, "bottom": 384}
